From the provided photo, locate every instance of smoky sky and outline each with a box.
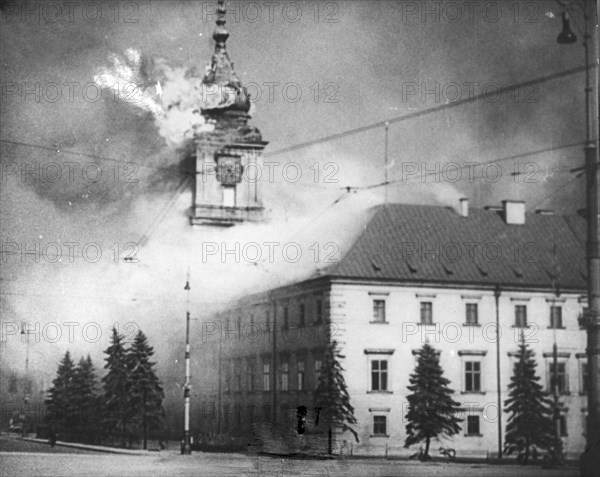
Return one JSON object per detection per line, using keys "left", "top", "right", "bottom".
{"left": 0, "top": 1, "right": 594, "bottom": 386}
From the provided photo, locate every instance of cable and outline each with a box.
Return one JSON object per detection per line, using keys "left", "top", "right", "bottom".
{"left": 0, "top": 138, "right": 190, "bottom": 175}
{"left": 342, "top": 141, "right": 587, "bottom": 192}
{"left": 137, "top": 175, "right": 190, "bottom": 248}
{"left": 3, "top": 66, "right": 595, "bottom": 171}
{"left": 527, "top": 171, "right": 585, "bottom": 211}
{"left": 263, "top": 65, "right": 595, "bottom": 158}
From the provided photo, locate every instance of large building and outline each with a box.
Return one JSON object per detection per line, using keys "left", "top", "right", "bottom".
{"left": 194, "top": 200, "right": 588, "bottom": 459}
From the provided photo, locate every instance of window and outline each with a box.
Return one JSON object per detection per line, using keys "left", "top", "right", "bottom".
{"left": 559, "top": 415, "right": 568, "bottom": 437}
{"left": 223, "top": 186, "right": 235, "bottom": 207}
{"left": 8, "top": 374, "right": 17, "bottom": 393}
{"left": 466, "top": 304, "right": 478, "bottom": 325}
{"left": 225, "top": 363, "right": 231, "bottom": 393}
{"left": 371, "top": 360, "right": 388, "bottom": 391}
{"left": 297, "top": 361, "right": 305, "bottom": 391}
{"left": 235, "top": 368, "right": 242, "bottom": 392}
{"left": 296, "top": 406, "right": 307, "bottom": 434}
{"left": 223, "top": 404, "right": 230, "bottom": 429}
{"left": 550, "top": 306, "right": 563, "bottom": 329}
{"left": 283, "top": 307, "right": 289, "bottom": 330}
{"left": 515, "top": 305, "right": 527, "bottom": 327}
{"left": 420, "top": 302, "right": 433, "bottom": 325}
{"left": 373, "top": 299, "right": 386, "bottom": 323}
{"left": 248, "top": 362, "right": 255, "bottom": 392}
{"left": 316, "top": 299, "right": 323, "bottom": 324}
{"left": 465, "top": 361, "right": 481, "bottom": 392}
{"left": 549, "top": 362, "right": 568, "bottom": 394}
{"left": 373, "top": 416, "right": 387, "bottom": 436}
{"left": 314, "top": 359, "right": 322, "bottom": 388}
{"left": 281, "top": 362, "right": 289, "bottom": 391}
{"left": 263, "top": 362, "right": 271, "bottom": 391}
{"left": 299, "top": 303, "right": 305, "bottom": 327}
{"left": 247, "top": 404, "right": 256, "bottom": 424}
{"left": 580, "top": 307, "right": 588, "bottom": 329}
{"left": 467, "top": 415, "right": 480, "bottom": 436}
{"left": 581, "top": 362, "right": 589, "bottom": 395}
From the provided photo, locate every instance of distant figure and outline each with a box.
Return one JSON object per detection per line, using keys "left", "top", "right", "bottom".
{"left": 49, "top": 426, "right": 57, "bottom": 448}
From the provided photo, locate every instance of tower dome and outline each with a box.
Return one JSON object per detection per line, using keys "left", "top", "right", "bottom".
{"left": 200, "top": 0, "right": 251, "bottom": 116}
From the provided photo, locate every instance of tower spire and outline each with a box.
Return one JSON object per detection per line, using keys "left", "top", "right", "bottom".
{"left": 213, "top": 0, "right": 229, "bottom": 53}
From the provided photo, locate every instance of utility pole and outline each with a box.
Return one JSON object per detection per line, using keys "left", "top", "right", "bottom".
{"left": 557, "top": 2, "right": 600, "bottom": 471}
{"left": 182, "top": 269, "right": 192, "bottom": 455}
{"left": 494, "top": 285, "right": 502, "bottom": 459}
{"left": 384, "top": 121, "right": 389, "bottom": 206}
{"left": 552, "top": 280, "right": 564, "bottom": 466}
{"left": 20, "top": 323, "right": 33, "bottom": 438}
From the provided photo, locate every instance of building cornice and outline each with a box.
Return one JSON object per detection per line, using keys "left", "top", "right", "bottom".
{"left": 326, "top": 276, "right": 585, "bottom": 295}
{"left": 458, "top": 350, "right": 488, "bottom": 356}
{"left": 542, "top": 352, "right": 571, "bottom": 359}
{"left": 364, "top": 349, "right": 395, "bottom": 355}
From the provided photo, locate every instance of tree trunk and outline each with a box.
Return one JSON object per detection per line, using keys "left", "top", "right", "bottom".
{"left": 328, "top": 427, "right": 332, "bottom": 455}
{"left": 425, "top": 437, "right": 431, "bottom": 459}
{"left": 142, "top": 390, "right": 147, "bottom": 450}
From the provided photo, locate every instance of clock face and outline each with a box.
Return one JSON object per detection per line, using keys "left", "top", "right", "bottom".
{"left": 216, "top": 155, "right": 243, "bottom": 186}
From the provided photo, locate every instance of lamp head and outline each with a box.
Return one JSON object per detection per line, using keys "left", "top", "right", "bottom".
{"left": 557, "top": 11, "right": 577, "bottom": 44}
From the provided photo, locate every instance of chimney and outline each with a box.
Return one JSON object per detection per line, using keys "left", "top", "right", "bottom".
{"left": 459, "top": 198, "right": 469, "bottom": 217}
{"left": 502, "top": 200, "right": 526, "bottom": 225}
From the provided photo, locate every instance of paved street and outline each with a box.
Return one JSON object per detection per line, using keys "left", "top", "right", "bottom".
{"left": 0, "top": 434, "right": 579, "bottom": 477}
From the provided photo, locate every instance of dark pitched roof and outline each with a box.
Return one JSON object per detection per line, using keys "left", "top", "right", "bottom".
{"left": 325, "top": 204, "right": 586, "bottom": 291}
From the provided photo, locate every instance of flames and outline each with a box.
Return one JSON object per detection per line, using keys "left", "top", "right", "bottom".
{"left": 94, "top": 49, "right": 249, "bottom": 148}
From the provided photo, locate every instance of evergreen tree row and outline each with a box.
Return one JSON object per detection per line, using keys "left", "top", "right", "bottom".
{"left": 44, "top": 328, "right": 165, "bottom": 449}
{"left": 402, "top": 338, "right": 559, "bottom": 464}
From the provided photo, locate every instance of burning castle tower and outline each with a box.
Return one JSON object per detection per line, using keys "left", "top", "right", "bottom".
{"left": 190, "top": 0, "right": 267, "bottom": 226}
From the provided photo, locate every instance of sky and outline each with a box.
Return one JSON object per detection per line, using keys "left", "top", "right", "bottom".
{"left": 0, "top": 0, "right": 597, "bottom": 397}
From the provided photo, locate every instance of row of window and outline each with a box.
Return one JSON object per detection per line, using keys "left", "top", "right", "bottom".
{"left": 369, "top": 358, "right": 590, "bottom": 395}
{"left": 217, "top": 405, "right": 572, "bottom": 439}
{"left": 372, "top": 300, "right": 568, "bottom": 328}
{"left": 225, "top": 357, "right": 323, "bottom": 393}
{"left": 282, "top": 300, "right": 323, "bottom": 329}
{"left": 371, "top": 413, "right": 571, "bottom": 438}
{"left": 225, "top": 300, "right": 324, "bottom": 334}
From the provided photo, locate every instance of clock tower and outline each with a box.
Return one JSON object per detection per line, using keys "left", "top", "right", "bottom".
{"left": 190, "top": 0, "right": 267, "bottom": 227}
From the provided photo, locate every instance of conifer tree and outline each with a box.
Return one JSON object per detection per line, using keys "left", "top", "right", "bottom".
{"left": 126, "top": 330, "right": 165, "bottom": 449}
{"left": 72, "top": 355, "right": 99, "bottom": 440}
{"left": 102, "top": 327, "right": 130, "bottom": 440}
{"left": 504, "top": 336, "right": 554, "bottom": 464}
{"left": 45, "top": 351, "right": 76, "bottom": 435}
{"left": 314, "top": 339, "right": 359, "bottom": 454}
{"left": 404, "top": 342, "right": 462, "bottom": 460}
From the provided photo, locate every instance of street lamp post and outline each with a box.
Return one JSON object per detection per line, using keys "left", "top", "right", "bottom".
{"left": 551, "top": 281, "right": 564, "bottom": 466}
{"left": 20, "top": 323, "right": 34, "bottom": 438}
{"left": 557, "top": 0, "right": 600, "bottom": 473}
{"left": 181, "top": 272, "right": 192, "bottom": 455}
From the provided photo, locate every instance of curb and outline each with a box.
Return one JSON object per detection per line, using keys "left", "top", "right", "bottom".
{"left": 18, "top": 437, "right": 153, "bottom": 455}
